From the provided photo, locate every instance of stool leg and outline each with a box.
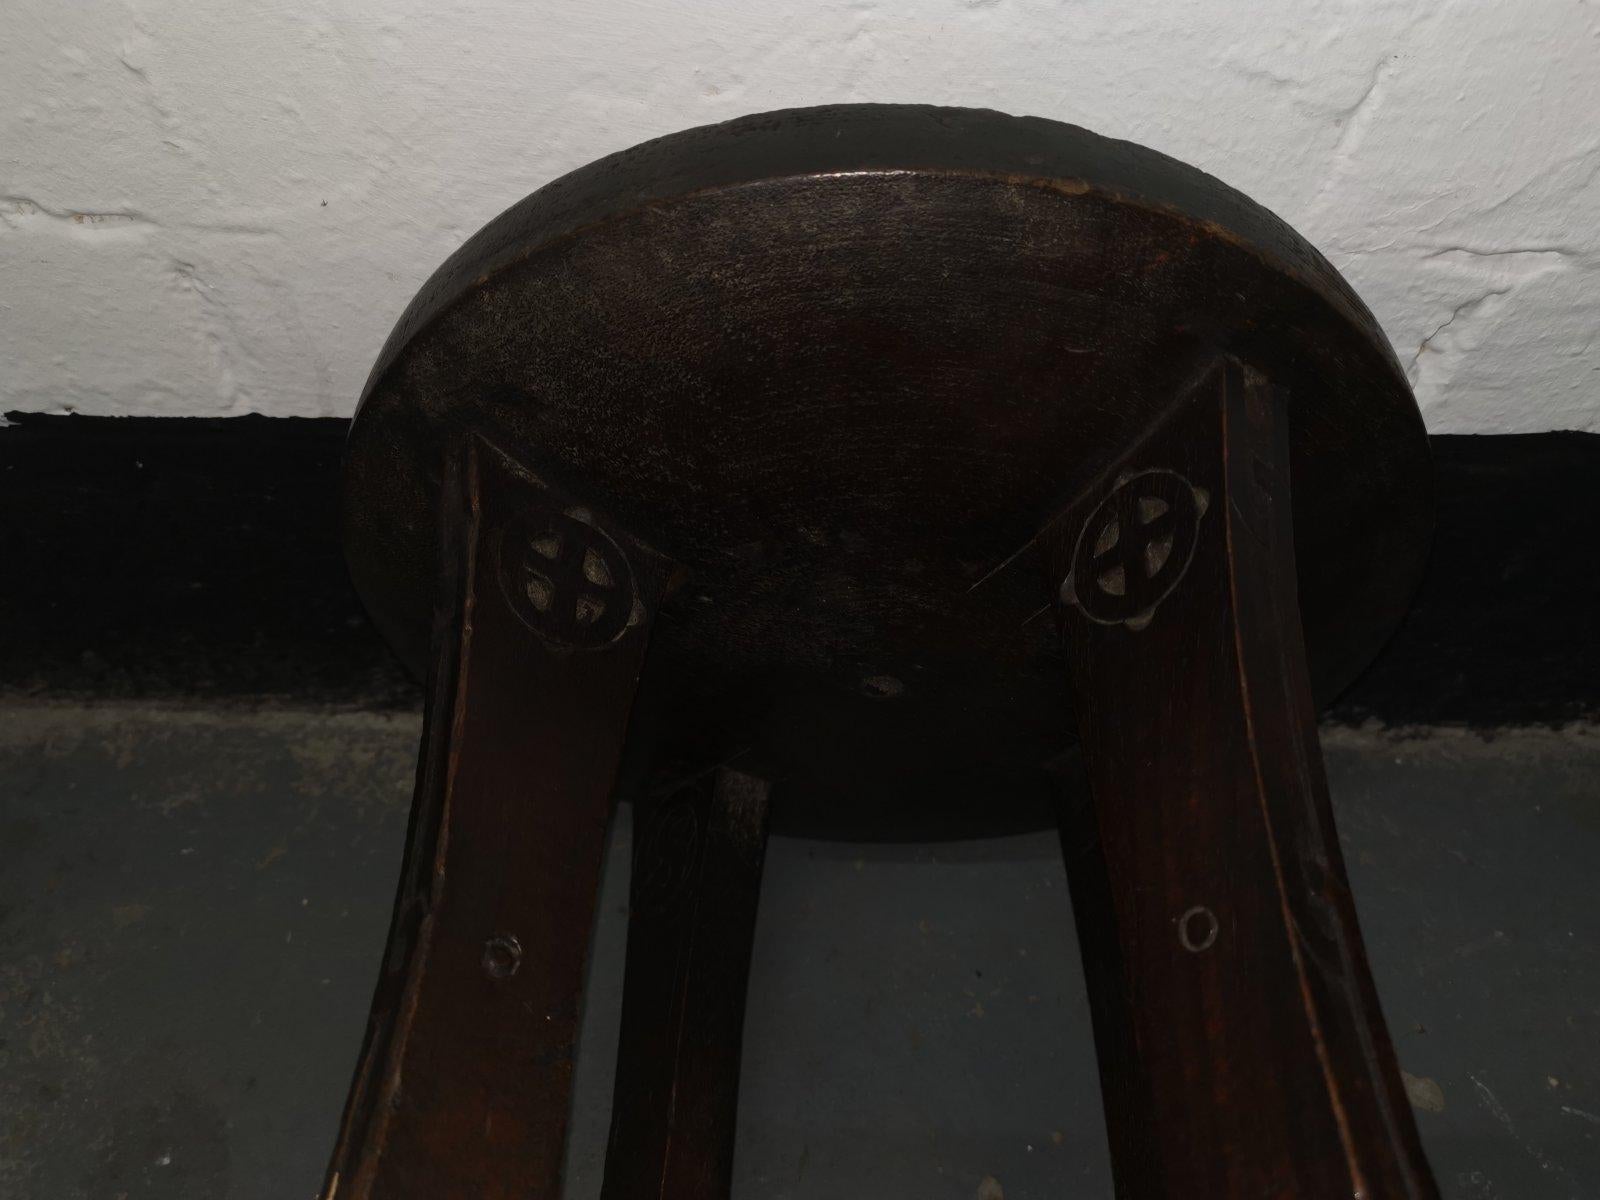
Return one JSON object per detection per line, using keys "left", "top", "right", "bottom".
{"left": 600, "top": 766, "right": 772, "bottom": 1200}
{"left": 321, "top": 435, "right": 670, "bottom": 1200}
{"left": 1040, "top": 357, "right": 1439, "bottom": 1198}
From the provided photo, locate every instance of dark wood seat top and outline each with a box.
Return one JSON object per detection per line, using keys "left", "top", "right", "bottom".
{"left": 343, "top": 104, "right": 1430, "bottom": 835}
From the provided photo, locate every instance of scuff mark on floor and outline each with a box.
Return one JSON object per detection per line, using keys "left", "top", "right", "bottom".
{"left": 1403, "top": 1070, "right": 1447, "bottom": 1113}
{"left": 1470, "top": 1073, "right": 1578, "bottom": 1187}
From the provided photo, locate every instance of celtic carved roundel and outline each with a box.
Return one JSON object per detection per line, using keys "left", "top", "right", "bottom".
{"left": 497, "top": 509, "right": 637, "bottom": 649}
{"left": 1060, "top": 469, "right": 1208, "bottom": 631}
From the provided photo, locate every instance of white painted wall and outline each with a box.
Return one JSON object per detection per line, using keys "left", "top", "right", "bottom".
{"left": 3, "top": 1, "right": 1597, "bottom": 432}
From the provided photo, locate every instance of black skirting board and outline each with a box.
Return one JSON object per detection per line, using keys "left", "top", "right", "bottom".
{"left": 2, "top": 413, "right": 1596, "bottom": 728}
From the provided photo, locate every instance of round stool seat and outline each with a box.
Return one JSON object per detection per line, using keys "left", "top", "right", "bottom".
{"left": 343, "top": 104, "right": 1430, "bottom": 837}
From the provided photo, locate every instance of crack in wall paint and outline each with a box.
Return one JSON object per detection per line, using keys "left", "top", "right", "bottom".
{"left": 1, "top": 0, "right": 1596, "bottom": 430}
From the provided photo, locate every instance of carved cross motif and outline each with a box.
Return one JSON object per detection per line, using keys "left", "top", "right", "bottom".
{"left": 1060, "top": 469, "right": 1208, "bottom": 631}
{"left": 497, "top": 509, "right": 638, "bottom": 649}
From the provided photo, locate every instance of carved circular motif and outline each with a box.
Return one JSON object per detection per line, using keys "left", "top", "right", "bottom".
{"left": 1061, "top": 469, "right": 1207, "bottom": 630}
{"left": 497, "top": 510, "right": 636, "bottom": 649}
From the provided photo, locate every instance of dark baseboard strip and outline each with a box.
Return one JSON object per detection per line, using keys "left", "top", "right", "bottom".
{"left": 2, "top": 413, "right": 1596, "bottom": 727}
{"left": 1, "top": 415, "right": 415, "bottom": 710}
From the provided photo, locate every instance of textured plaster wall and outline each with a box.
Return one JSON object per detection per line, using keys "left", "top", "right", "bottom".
{"left": 3, "top": 0, "right": 1598, "bottom": 431}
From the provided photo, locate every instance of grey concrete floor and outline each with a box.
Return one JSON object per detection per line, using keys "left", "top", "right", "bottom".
{"left": 0, "top": 702, "right": 1596, "bottom": 1199}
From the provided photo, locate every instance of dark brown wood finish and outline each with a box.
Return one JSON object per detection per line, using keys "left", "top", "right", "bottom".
{"left": 321, "top": 436, "right": 669, "bottom": 1200}
{"left": 342, "top": 104, "right": 1433, "bottom": 839}
{"left": 1042, "top": 357, "right": 1438, "bottom": 1198}
{"left": 601, "top": 767, "right": 772, "bottom": 1200}
{"left": 330, "top": 106, "right": 1441, "bottom": 1197}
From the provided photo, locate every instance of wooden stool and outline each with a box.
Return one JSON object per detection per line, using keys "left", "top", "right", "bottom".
{"left": 324, "top": 105, "right": 1439, "bottom": 1199}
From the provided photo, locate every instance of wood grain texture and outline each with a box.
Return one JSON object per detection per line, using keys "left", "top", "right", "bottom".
{"left": 1043, "top": 357, "right": 1439, "bottom": 1198}
{"left": 341, "top": 104, "right": 1432, "bottom": 836}
{"left": 321, "top": 436, "right": 668, "bottom": 1200}
{"left": 327, "top": 109, "right": 1441, "bottom": 1194}
{"left": 601, "top": 768, "right": 771, "bottom": 1200}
